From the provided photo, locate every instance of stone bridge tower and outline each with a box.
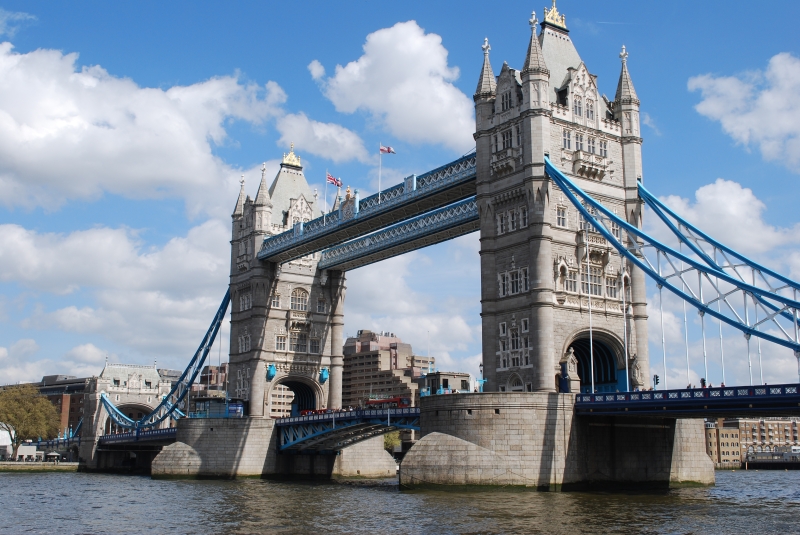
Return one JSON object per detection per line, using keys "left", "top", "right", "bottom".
{"left": 475, "top": 3, "right": 650, "bottom": 394}
{"left": 228, "top": 146, "right": 345, "bottom": 417}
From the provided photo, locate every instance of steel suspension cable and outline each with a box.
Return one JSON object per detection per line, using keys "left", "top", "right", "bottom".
{"left": 745, "top": 289, "right": 753, "bottom": 385}
{"left": 658, "top": 251, "right": 668, "bottom": 390}
{"left": 586, "top": 229, "right": 595, "bottom": 394}
{"left": 699, "top": 271, "right": 708, "bottom": 385}
{"left": 622, "top": 270, "right": 630, "bottom": 392}
{"left": 680, "top": 243, "right": 690, "bottom": 386}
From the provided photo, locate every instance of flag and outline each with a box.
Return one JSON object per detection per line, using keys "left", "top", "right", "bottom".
{"left": 379, "top": 145, "right": 396, "bottom": 154}
{"left": 326, "top": 172, "right": 342, "bottom": 187}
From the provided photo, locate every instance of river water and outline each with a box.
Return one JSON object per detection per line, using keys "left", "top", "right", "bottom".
{"left": 1, "top": 470, "right": 799, "bottom": 534}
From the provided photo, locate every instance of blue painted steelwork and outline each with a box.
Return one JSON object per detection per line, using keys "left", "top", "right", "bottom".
{"left": 258, "top": 153, "right": 476, "bottom": 263}
{"left": 97, "top": 427, "right": 177, "bottom": 445}
{"left": 99, "top": 289, "right": 231, "bottom": 430}
{"left": 275, "top": 408, "right": 420, "bottom": 452}
{"left": 575, "top": 383, "right": 800, "bottom": 416}
{"left": 319, "top": 367, "right": 329, "bottom": 384}
{"left": 318, "top": 197, "right": 478, "bottom": 271}
{"left": 545, "top": 158, "right": 800, "bottom": 353}
{"left": 266, "top": 363, "right": 277, "bottom": 381}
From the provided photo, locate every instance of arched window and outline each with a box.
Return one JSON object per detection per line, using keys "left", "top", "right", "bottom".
{"left": 574, "top": 97, "right": 582, "bottom": 117}
{"left": 291, "top": 288, "right": 308, "bottom": 311}
{"left": 508, "top": 375, "right": 524, "bottom": 392}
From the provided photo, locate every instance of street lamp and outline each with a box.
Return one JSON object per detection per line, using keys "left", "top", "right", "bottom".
{"left": 477, "top": 363, "right": 486, "bottom": 393}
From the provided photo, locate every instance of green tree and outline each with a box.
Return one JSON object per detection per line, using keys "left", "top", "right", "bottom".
{"left": 0, "top": 384, "right": 59, "bottom": 460}
{"left": 383, "top": 430, "right": 401, "bottom": 453}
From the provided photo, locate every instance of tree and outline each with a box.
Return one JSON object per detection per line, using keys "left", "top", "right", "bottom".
{"left": 383, "top": 430, "right": 401, "bottom": 453}
{"left": 0, "top": 384, "right": 59, "bottom": 460}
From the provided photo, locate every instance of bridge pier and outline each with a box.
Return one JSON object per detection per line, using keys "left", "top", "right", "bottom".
{"left": 399, "top": 393, "right": 713, "bottom": 490}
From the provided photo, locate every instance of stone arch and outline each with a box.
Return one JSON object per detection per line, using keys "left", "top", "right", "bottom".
{"left": 507, "top": 374, "right": 524, "bottom": 392}
{"left": 265, "top": 374, "right": 325, "bottom": 417}
{"left": 562, "top": 328, "right": 626, "bottom": 393}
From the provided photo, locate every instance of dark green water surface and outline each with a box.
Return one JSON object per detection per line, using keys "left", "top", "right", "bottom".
{"left": 1, "top": 470, "right": 798, "bottom": 534}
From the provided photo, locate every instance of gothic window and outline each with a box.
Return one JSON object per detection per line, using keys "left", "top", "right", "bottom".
{"left": 587, "top": 100, "right": 595, "bottom": 120}
{"left": 511, "top": 271, "right": 520, "bottom": 294}
{"left": 290, "top": 332, "right": 308, "bottom": 352}
{"left": 500, "top": 340, "right": 508, "bottom": 352}
{"left": 580, "top": 204, "right": 597, "bottom": 232}
{"left": 271, "top": 294, "right": 281, "bottom": 308}
{"left": 516, "top": 126, "right": 521, "bottom": 146}
{"left": 310, "top": 339, "right": 321, "bottom": 353}
{"left": 499, "top": 322, "right": 507, "bottom": 336}
{"left": 502, "top": 129, "right": 512, "bottom": 149}
{"left": 501, "top": 91, "right": 512, "bottom": 111}
{"left": 240, "top": 292, "right": 252, "bottom": 312}
{"left": 611, "top": 221, "right": 621, "bottom": 240}
{"left": 521, "top": 318, "right": 529, "bottom": 333}
{"left": 521, "top": 207, "right": 528, "bottom": 227}
{"left": 290, "top": 289, "right": 308, "bottom": 311}
{"left": 317, "top": 299, "right": 327, "bottom": 314}
{"left": 582, "top": 267, "right": 603, "bottom": 296}
{"left": 510, "top": 211, "right": 518, "bottom": 231}
{"left": 600, "top": 140, "right": 608, "bottom": 157}
{"left": 606, "top": 278, "right": 618, "bottom": 299}
{"left": 511, "top": 329, "right": 520, "bottom": 350}
{"left": 523, "top": 337, "right": 530, "bottom": 350}
{"left": 522, "top": 268, "right": 529, "bottom": 291}
{"left": 588, "top": 137, "right": 596, "bottom": 154}
{"left": 574, "top": 97, "right": 582, "bottom": 117}
{"left": 511, "top": 356, "right": 521, "bottom": 367}
{"left": 499, "top": 273, "right": 509, "bottom": 296}
{"left": 565, "top": 271, "right": 578, "bottom": 293}
{"left": 238, "top": 329, "right": 251, "bottom": 353}
{"left": 509, "top": 375, "right": 524, "bottom": 390}
{"left": 557, "top": 206, "right": 567, "bottom": 227}
{"left": 275, "top": 335, "right": 287, "bottom": 351}
{"left": 575, "top": 134, "right": 584, "bottom": 151}
{"left": 562, "top": 129, "right": 571, "bottom": 149}
{"left": 498, "top": 214, "right": 507, "bottom": 234}
{"left": 493, "top": 135, "right": 498, "bottom": 152}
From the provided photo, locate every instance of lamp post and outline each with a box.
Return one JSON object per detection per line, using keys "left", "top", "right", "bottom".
{"left": 478, "top": 363, "right": 486, "bottom": 393}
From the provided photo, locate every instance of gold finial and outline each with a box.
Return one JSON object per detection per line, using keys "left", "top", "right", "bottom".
{"left": 282, "top": 142, "right": 302, "bottom": 167}
{"left": 543, "top": 0, "right": 567, "bottom": 30}
{"left": 345, "top": 185, "right": 352, "bottom": 200}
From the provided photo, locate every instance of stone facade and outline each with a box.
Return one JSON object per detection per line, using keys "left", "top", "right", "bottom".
{"left": 151, "top": 417, "right": 395, "bottom": 479}
{"left": 228, "top": 148, "right": 346, "bottom": 417}
{"left": 399, "top": 393, "right": 714, "bottom": 489}
{"left": 474, "top": 5, "right": 649, "bottom": 394}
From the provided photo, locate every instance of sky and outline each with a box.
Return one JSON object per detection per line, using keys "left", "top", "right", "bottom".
{"left": 0, "top": 1, "right": 799, "bottom": 388}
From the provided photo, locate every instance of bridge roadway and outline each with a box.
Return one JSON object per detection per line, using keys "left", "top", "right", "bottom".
{"left": 575, "top": 383, "right": 800, "bottom": 417}
{"left": 258, "top": 154, "right": 476, "bottom": 265}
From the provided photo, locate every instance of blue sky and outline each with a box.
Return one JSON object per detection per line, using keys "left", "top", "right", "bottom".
{"left": 0, "top": 1, "right": 799, "bottom": 387}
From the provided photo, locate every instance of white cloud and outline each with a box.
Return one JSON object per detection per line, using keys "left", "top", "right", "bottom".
{"left": 689, "top": 52, "right": 800, "bottom": 169}
{"left": 64, "top": 343, "right": 114, "bottom": 364}
{"left": 0, "top": 42, "right": 368, "bottom": 215}
{"left": 314, "top": 21, "right": 474, "bottom": 153}
{"left": 276, "top": 113, "right": 369, "bottom": 163}
{"left": 308, "top": 59, "right": 325, "bottom": 81}
{"left": 0, "top": 9, "right": 35, "bottom": 38}
{"left": 642, "top": 112, "right": 661, "bottom": 136}
{"left": 654, "top": 178, "right": 800, "bottom": 257}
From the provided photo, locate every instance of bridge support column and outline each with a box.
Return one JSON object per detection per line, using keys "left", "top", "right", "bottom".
{"left": 328, "top": 270, "right": 345, "bottom": 409}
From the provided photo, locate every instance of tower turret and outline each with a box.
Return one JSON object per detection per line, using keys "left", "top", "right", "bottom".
{"left": 253, "top": 163, "right": 273, "bottom": 237}
{"left": 474, "top": 38, "right": 496, "bottom": 133}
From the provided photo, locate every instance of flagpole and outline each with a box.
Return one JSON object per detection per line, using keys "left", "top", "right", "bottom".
{"left": 378, "top": 142, "right": 382, "bottom": 204}
{"left": 324, "top": 169, "right": 328, "bottom": 225}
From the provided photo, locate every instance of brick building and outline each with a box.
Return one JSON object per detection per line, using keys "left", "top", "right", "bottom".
{"left": 704, "top": 417, "right": 800, "bottom": 467}
{"left": 342, "top": 330, "right": 434, "bottom": 407}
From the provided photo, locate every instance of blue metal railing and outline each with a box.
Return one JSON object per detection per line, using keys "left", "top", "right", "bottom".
{"left": 97, "top": 427, "right": 177, "bottom": 444}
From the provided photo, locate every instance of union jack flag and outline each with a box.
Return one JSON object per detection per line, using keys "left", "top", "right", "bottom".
{"left": 379, "top": 145, "right": 396, "bottom": 154}
{"left": 326, "top": 172, "right": 342, "bottom": 187}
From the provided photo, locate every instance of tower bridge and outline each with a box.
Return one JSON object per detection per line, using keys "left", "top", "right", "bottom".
{"left": 79, "top": 2, "right": 800, "bottom": 487}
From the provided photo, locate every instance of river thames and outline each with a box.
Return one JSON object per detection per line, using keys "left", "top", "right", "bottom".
{"left": 1, "top": 470, "right": 799, "bottom": 534}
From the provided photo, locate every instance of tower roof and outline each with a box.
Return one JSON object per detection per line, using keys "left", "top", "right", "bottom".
{"left": 542, "top": 0, "right": 567, "bottom": 31}
{"left": 254, "top": 163, "right": 272, "bottom": 207}
{"left": 539, "top": 2, "right": 582, "bottom": 96}
{"left": 232, "top": 176, "right": 245, "bottom": 217}
{"left": 474, "top": 38, "right": 497, "bottom": 100}
{"left": 267, "top": 144, "right": 319, "bottom": 227}
{"left": 614, "top": 45, "right": 639, "bottom": 104}
{"left": 522, "top": 11, "right": 549, "bottom": 76}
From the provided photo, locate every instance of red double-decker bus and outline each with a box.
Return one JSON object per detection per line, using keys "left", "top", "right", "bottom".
{"left": 364, "top": 396, "right": 411, "bottom": 409}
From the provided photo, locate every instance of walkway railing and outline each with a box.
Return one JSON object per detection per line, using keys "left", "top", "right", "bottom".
{"left": 97, "top": 427, "right": 177, "bottom": 444}
{"left": 275, "top": 407, "right": 419, "bottom": 426}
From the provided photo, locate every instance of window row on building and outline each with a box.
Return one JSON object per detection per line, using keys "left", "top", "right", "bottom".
{"left": 492, "top": 125, "right": 523, "bottom": 153}
{"left": 561, "top": 129, "right": 608, "bottom": 157}
{"left": 571, "top": 97, "right": 595, "bottom": 120}
{"left": 275, "top": 333, "right": 321, "bottom": 354}
{"left": 498, "top": 267, "right": 529, "bottom": 297}
{"left": 559, "top": 267, "right": 620, "bottom": 299}
{"left": 269, "top": 289, "right": 327, "bottom": 313}
{"left": 554, "top": 205, "right": 621, "bottom": 240}
{"left": 497, "top": 206, "right": 529, "bottom": 235}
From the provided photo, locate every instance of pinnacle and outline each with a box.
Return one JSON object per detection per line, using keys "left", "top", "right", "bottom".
{"left": 254, "top": 163, "right": 272, "bottom": 207}
{"left": 615, "top": 45, "right": 639, "bottom": 104}
{"left": 474, "top": 37, "right": 497, "bottom": 100}
{"left": 232, "top": 175, "right": 246, "bottom": 217}
{"left": 522, "top": 11, "right": 549, "bottom": 77}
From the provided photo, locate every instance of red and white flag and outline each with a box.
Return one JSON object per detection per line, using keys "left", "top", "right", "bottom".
{"left": 326, "top": 172, "right": 342, "bottom": 187}
{"left": 379, "top": 145, "right": 396, "bottom": 154}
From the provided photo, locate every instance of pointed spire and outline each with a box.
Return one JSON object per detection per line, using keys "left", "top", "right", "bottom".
{"left": 474, "top": 37, "right": 497, "bottom": 101}
{"left": 522, "top": 11, "right": 549, "bottom": 77}
{"left": 254, "top": 162, "right": 272, "bottom": 207}
{"left": 232, "top": 175, "right": 245, "bottom": 217}
{"left": 615, "top": 45, "right": 639, "bottom": 105}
